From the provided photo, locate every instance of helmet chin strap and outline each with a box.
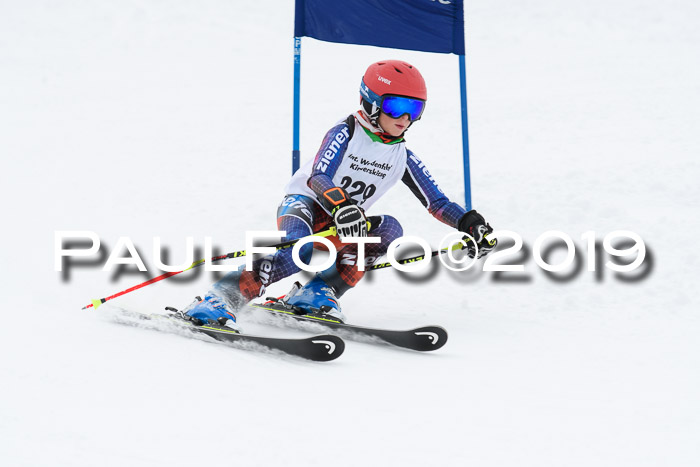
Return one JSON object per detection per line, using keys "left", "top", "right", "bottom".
{"left": 359, "top": 108, "right": 382, "bottom": 132}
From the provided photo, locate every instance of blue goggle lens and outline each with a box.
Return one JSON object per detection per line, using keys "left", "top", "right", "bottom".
{"left": 381, "top": 96, "right": 425, "bottom": 120}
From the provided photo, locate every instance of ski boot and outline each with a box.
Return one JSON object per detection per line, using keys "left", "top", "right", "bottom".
{"left": 179, "top": 266, "right": 266, "bottom": 332}
{"left": 181, "top": 294, "right": 242, "bottom": 332}
{"left": 283, "top": 275, "right": 347, "bottom": 324}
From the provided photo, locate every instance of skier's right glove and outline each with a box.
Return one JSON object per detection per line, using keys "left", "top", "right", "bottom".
{"left": 458, "top": 210, "right": 497, "bottom": 259}
{"left": 321, "top": 187, "right": 368, "bottom": 241}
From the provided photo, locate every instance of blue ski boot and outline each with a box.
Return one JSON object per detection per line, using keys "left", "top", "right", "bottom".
{"left": 182, "top": 265, "right": 268, "bottom": 331}
{"left": 284, "top": 275, "right": 347, "bottom": 323}
{"left": 183, "top": 294, "right": 242, "bottom": 332}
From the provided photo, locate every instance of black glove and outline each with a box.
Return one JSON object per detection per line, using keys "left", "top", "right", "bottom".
{"left": 458, "top": 210, "right": 497, "bottom": 259}
{"left": 321, "top": 187, "right": 368, "bottom": 240}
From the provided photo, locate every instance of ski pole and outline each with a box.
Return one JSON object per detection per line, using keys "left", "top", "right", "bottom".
{"left": 369, "top": 237, "right": 470, "bottom": 271}
{"left": 82, "top": 227, "right": 337, "bottom": 310}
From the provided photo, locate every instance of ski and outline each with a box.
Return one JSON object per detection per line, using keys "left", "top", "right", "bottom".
{"left": 112, "top": 309, "right": 344, "bottom": 362}
{"left": 248, "top": 301, "right": 447, "bottom": 352}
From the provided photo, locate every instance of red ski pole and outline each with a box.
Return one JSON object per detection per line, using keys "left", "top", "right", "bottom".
{"left": 82, "top": 228, "right": 337, "bottom": 310}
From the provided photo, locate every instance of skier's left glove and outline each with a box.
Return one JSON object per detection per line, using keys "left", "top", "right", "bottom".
{"left": 321, "top": 187, "right": 368, "bottom": 241}
{"left": 458, "top": 210, "right": 497, "bottom": 259}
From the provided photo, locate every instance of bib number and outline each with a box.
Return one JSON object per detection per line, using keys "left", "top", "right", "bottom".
{"left": 339, "top": 176, "right": 376, "bottom": 205}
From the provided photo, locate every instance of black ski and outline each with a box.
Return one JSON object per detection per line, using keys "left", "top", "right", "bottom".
{"left": 112, "top": 309, "right": 344, "bottom": 362}
{"left": 249, "top": 302, "right": 447, "bottom": 352}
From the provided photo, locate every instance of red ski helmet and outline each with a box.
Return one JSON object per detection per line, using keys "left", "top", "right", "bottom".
{"left": 360, "top": 60, "right": 427, "bottom": 125}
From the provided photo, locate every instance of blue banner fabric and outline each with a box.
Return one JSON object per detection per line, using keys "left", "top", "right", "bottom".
{"left": 295, "top": 0, "right": 465, "bottom": 55}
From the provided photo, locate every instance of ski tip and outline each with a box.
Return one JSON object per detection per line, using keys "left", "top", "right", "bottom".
{"left": 307, "top": 334, "right": 345, "bottom": 362}
{"left": 411, "top": 326, "right": 448, "bottom": 351}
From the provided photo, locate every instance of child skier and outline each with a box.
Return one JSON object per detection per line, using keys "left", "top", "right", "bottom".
{"left": 184, "top": 60, "right": 496, "bottom": 330}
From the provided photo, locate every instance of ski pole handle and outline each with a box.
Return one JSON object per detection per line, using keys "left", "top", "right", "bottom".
{"left": 82, "top": 227, "right": 337, "bottom": 310}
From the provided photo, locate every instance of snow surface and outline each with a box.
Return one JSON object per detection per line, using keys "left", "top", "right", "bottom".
{"left": 2, "top": 1, "right": 699, "bottom": 466}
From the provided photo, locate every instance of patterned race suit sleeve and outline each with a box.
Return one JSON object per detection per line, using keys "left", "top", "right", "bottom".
{"left": 306, "top": 120, "right": 352, "bottom": 198}
{"left": 402, "top": 149, "right": 467, "bottom": 228}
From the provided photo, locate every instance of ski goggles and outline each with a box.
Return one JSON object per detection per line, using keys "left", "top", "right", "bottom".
{"left": 380, "top": 95, "right": 425, "bottom": 121}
